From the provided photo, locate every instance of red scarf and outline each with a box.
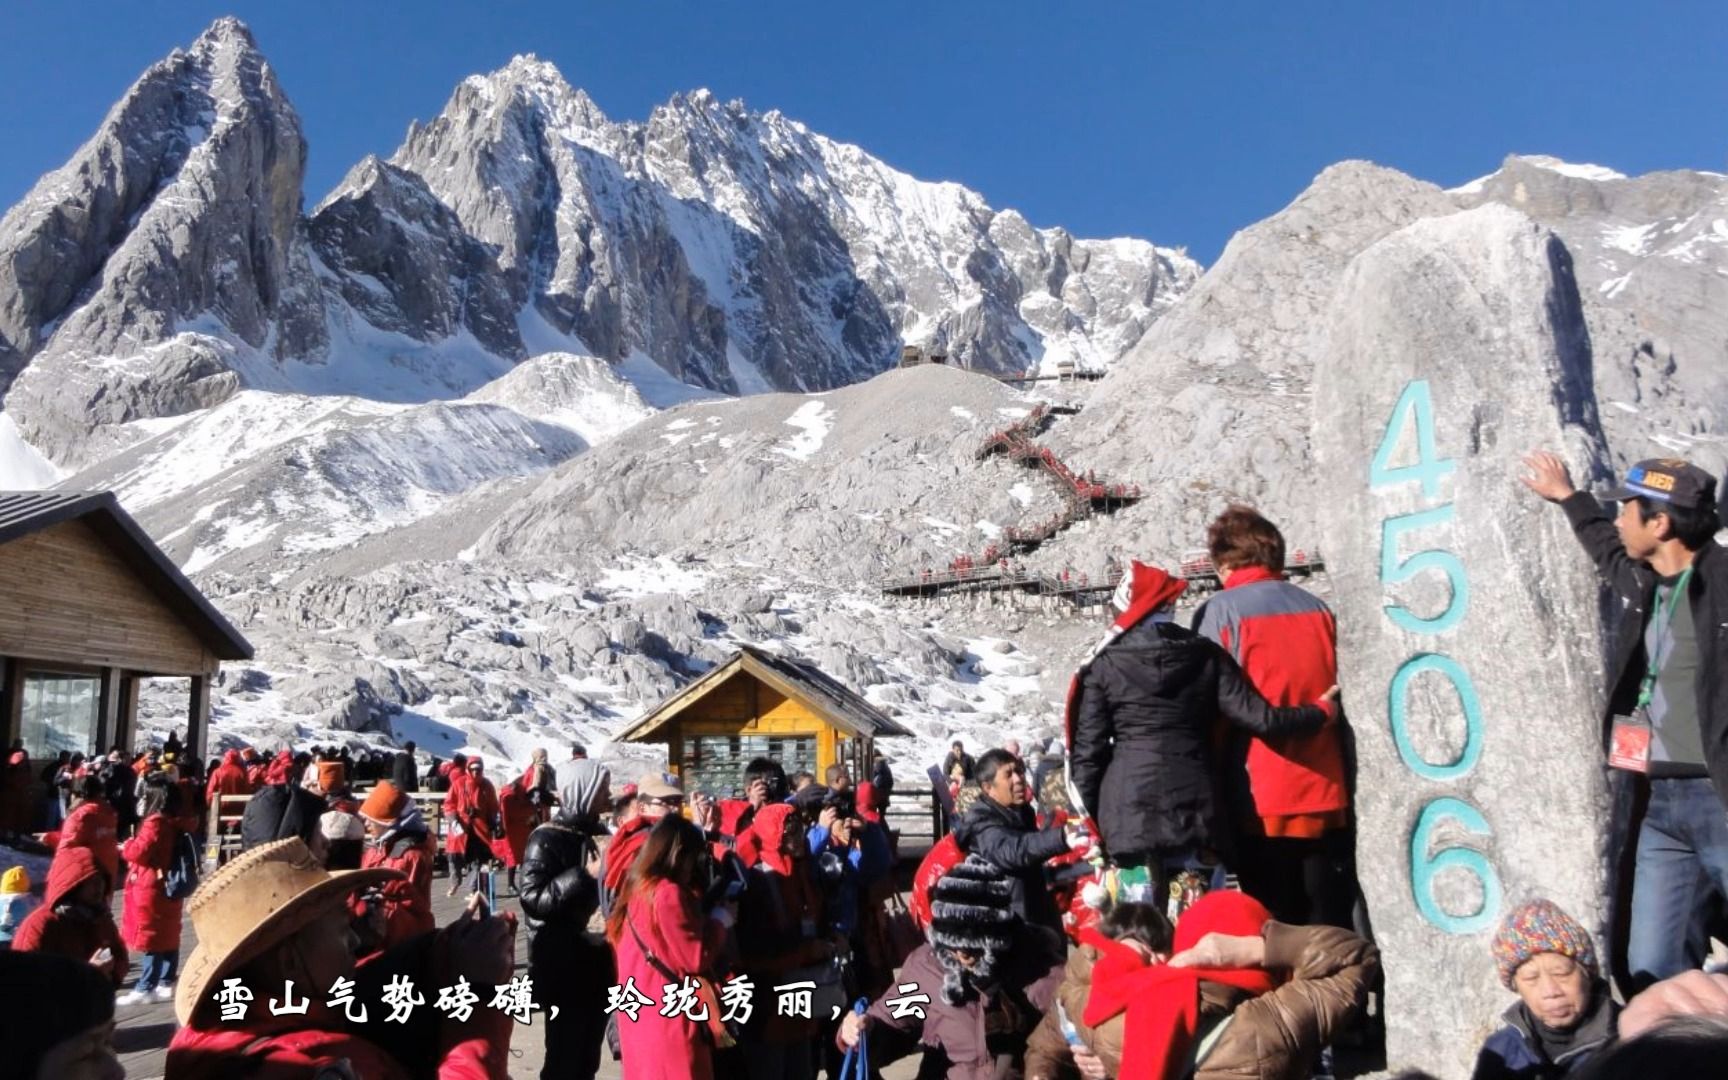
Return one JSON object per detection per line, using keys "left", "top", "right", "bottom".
{"left": 1082, "top": 891, "right": 1279, "bottom": 1080}
{"left": 603, "top": 816, "right": 653, "bottom": 893}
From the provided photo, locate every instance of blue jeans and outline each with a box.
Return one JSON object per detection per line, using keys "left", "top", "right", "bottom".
{"left": 136, "top": 950, "right": 179, "bottom": 992}
{"left": 1628, "top": 778, "right": 1728, "bottom": 988}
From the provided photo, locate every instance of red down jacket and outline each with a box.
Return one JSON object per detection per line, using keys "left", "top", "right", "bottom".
{"left": 120, "top": 811, "right": 184, "bottom": 954}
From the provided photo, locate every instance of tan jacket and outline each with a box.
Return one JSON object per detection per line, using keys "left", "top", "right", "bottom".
{"left": 1024, "top": 921, "right": 1380, "bottom": 1080}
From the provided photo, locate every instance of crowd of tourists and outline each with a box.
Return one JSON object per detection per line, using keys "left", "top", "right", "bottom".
{"left": 4, "top": 459, "right": 1728, "bottom": 1078}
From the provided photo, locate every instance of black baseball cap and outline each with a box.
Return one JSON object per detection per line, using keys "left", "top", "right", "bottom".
{"left": 1603, "top": 458, "right": 1719, "bottom": 509}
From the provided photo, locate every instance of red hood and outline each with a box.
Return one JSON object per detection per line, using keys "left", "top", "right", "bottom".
{"left": 855, "top": 781, "right": 883, "bottom": 823}
{"left": 45, "top": 845, "right": 104, "bottom": 907}
{"left": 222, "top": 750, "right": 243, "bottom": 768}
{"left": 264, "top": 750, "right": 295, "bottom": 786}
{"left": 603, "top": 816, "right": 653, "bottom": 892}
{"left": 744, "top": 803, "right": 798, "bottom": 875}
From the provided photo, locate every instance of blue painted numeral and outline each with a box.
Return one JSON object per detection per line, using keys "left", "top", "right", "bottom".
{"left": 1410, "top": 797, "right": 1502, "bottom": 934}
{"left": 1370, "top": 379, "right": 1457, "bottom": 499}
{"left": 1388, "top": 653, "right": 1484, "bottom": 780}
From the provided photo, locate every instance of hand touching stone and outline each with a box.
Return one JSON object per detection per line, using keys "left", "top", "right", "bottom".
{"left": 1520, "top": 451, "right": 1577, "bottom": 502}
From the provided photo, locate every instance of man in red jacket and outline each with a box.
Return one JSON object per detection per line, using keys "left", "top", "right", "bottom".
{"left": 1193, "top": 506, "right": 1357, "bottom": 927}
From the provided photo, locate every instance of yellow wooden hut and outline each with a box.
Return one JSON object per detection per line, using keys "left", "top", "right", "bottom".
{"left": 614, "top": 644, "right": 912, "bottom": 797}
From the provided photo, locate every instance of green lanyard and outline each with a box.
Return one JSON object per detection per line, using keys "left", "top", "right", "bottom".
{"left": 1637, "top": 566, "right": 1695, "bottom": 708}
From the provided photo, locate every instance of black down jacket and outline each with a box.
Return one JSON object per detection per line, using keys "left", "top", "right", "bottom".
{"left": 951, "top": 794, "right": 1071, "bottom": 933}
{"left": 518, "top": 818, "right": 605, "bottom": 932}
{"left": 518, "top": 816, "right": 613, "bottom": 1003}
{"left": 1070, "top": 619, "right": 1328, "bottom": 859}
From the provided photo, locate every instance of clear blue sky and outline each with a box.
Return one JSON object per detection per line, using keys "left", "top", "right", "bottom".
{"left": 1, "top": 3, "right": 1724, "bottom": 265}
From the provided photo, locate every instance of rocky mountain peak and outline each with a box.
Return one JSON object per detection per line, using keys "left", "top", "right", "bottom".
{"left": 187, "top": 14, "right": 261, "bottom": 61}
{"left": 458, "top": 53, "right": 610, "bottom": 139}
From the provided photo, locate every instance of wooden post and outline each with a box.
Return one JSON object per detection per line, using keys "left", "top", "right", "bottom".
{"left": 188, "top": 674, "right": 211, "bottom": 762}
{"left": 0, "top": 658, "right": 17, "bottom": 751}
{"left": 97, "top": 667, "right": 123, "bottom": 754}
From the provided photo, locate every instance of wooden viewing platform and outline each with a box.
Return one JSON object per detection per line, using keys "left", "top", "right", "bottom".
{"left": 881, "top": 550, "right": 1327, "bottom": 607}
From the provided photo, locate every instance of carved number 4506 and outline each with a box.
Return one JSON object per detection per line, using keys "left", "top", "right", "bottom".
{"left": 1370, "top": 378, "right": 1500, "bottom": 936}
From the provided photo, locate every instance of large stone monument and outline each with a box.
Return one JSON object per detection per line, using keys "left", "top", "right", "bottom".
{"left": 1312, "top": 204, "right": 1615, "bottom": 1077}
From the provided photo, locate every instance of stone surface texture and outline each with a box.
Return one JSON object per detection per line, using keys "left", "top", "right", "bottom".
{"left": 1313, "top": 204, "right": 1615, "bottom": 1077}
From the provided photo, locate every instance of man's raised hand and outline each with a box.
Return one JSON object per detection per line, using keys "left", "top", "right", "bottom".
{"left": 1520, "top": 451, "right": 1577, "bottom": 503}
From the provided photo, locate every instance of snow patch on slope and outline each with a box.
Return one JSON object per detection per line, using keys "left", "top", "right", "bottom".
{"left": 0, "top": 413, "right": 63, "bottom": 489}
{"left": 775, "top": 400, "right": 834, "bottom": 460}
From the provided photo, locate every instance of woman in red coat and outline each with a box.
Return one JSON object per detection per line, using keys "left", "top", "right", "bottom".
{"left": 119, "top": 774, "right": 186, "bottom": 1003}
{"left": 356, "top": 781, "right": 437, "bottom": 951}
{"left": 58, "top": 773, "right": 121, "bottom": 891}
{"left": 492, "top": 778, "right": 536, "bottom": 894}
{"left": 12, "top": 845, "right": 127, "bottom": 987}
{"left": 443, "top": 757, "right": 499, "bottom": 897}
{"left": 605, "top": 816, "right": 728, "bottom": 1080}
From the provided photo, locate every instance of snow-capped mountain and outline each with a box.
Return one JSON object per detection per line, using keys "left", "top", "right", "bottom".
{"left": 0, "top": 17, "right": 1198, "bottom": 481}
{"left": 389, "top": 55, "right": 1197, "bottom": 395}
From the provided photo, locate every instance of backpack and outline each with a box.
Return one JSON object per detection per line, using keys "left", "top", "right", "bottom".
{"left": 164, "top": 829, "right": 202, "bottom": 900}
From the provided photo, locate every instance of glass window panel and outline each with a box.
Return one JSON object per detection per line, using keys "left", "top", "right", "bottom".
{"left": 20, "top": 673, "right": 101, "bottom": 761}
{"left": 683, "top": 733, "right": 816, "bottom": 798}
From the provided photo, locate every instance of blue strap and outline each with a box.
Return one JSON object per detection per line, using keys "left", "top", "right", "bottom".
{"left": 838, "top": 997, "right": 870, "bottom": 1080}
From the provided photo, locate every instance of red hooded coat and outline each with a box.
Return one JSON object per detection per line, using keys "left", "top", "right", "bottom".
{"left": 264, "top": 750, "right": 297, "bottom": 787}
{"left": 121, "top": 811, "right": 185, "bottom": 953}
{"left": 442, "top": 760, "right": 499, "bottom": 857}
{"left": 355, "top": 830, "right": 437, "bottom": 951}
{"left": 12, "top": 845, "right": 127, "bottom": 985}
{"left": 205, "top": 749, "right": 252, "bottom": 809}
{"left": 57, "top": 798, "right": 121, "bottom": 887}
{"left": 612, "top": 879, "right": 727, "bottom": 1080}
{"left": 491, "top": 781, "right": 535, "bottom": 868}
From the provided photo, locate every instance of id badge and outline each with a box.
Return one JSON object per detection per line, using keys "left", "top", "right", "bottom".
{"left": 1609, "top": 710, "right": 1652, "bottom": 773}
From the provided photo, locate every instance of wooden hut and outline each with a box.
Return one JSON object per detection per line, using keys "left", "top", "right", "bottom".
{"left": 0, "top": 491, "right": 253, "bottom": 762}
{"left": 614, "top": 644, "right": 912, "bottom": 796}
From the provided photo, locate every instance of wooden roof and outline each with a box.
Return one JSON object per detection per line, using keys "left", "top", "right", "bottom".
{"left": 0, "top": 491, "right": 254, "bottom": 661}
{"left": 615, "top": 643, "right": 914, "bottom": 743}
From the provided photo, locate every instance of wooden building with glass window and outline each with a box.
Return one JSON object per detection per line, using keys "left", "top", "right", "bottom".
{"left": 0, "top": 491, "right": 254, "bottom": 763}
{"left": 615, "top": 644, "right": 912, "bottom": 797}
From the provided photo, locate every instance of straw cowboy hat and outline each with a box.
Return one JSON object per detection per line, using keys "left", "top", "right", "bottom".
{"left": 175, "top": 837, "right": 400, "bottom": 1025}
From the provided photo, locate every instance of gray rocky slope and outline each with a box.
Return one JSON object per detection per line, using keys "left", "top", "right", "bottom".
{"left": 0, "top": 18, "right": 1197, "bottom": 474}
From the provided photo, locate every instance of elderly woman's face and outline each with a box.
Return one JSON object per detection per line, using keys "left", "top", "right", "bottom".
{"left": 1514, "top": 953, "right": 1591, "bottom": 1029}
